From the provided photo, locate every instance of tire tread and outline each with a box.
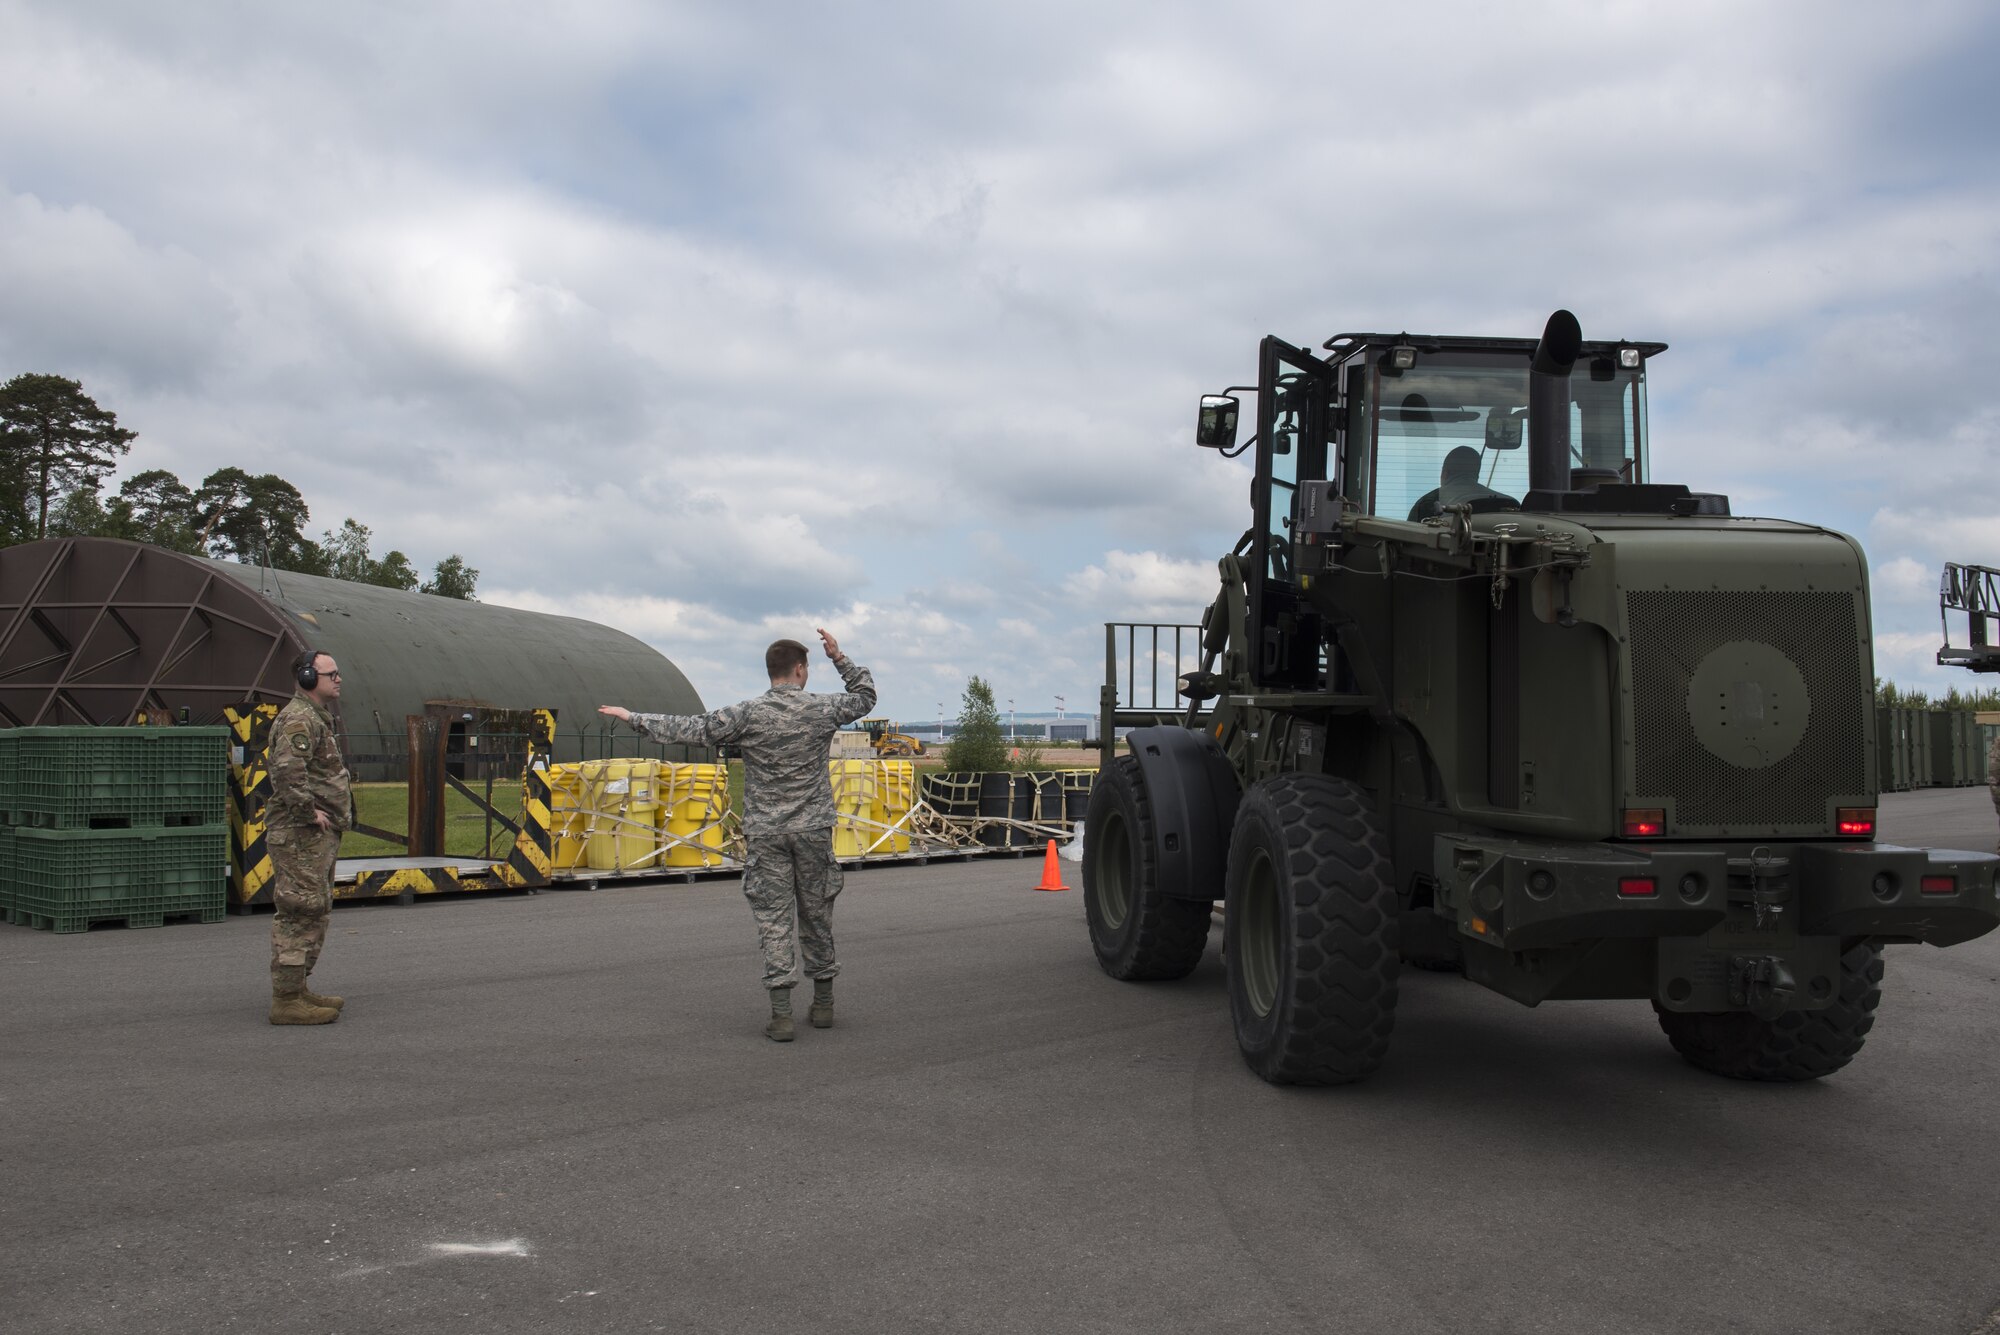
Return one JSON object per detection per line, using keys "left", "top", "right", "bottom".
{"left": 1230, "top": 773, "right": 1400, "bottom": 1086}
{"left": 1653, "top": 942, "right": 1884, "bottom": 1082}
{"left": 1086, "top": 756, "right": 1211, "bottom": 981}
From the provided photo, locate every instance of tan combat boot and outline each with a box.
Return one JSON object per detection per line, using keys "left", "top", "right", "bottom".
{"left": 765, "top": 986, "right": 795, "bottom": 1042}
{"left": 809, "top": 977, "right": 834, "bottom": 1029}
{"left": 302, "top": 980, "right": 345, "bottom": 1011}
{"left": 271, "top": 965, "right": 339, "bottom": 1025}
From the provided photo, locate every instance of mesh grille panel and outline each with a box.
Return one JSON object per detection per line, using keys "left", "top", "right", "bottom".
{"left": 1626, "top": 591, "right": 1867, "bottom": 829}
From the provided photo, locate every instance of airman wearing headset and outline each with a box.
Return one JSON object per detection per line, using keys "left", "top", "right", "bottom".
{"left": 265, "top": 649, "right": 354, "bottom": 1025}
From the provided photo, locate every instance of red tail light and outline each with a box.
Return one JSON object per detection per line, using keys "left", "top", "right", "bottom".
{"left": 1622, "top": 808, "right": 1665, "bottom": 838}
{"left": 1618, "top": 877, "right": 1658, "bottom": 897}
{"left": 1921, "top": 875, "right": 1956, "bottom": 896}
{"left": 1836, "top": 807, "right": 1875, "bottom": 837}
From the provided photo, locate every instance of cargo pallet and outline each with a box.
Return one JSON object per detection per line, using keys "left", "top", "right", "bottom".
{"left": 221, "top": 705, "right": 1093, "bottom": 911}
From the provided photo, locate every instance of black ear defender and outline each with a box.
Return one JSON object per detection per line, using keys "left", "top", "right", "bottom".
{"left": 295, "top": 649, "right": 326, "bottom": 691}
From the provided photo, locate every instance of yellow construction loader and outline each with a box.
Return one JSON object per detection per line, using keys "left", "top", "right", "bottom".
{"left": 861, "top": 719, "right": 927, "bottom": 757}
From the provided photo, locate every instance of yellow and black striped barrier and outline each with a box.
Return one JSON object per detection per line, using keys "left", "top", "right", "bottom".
{"left": 223, "top": 704, "right": 278, "bottom": 910}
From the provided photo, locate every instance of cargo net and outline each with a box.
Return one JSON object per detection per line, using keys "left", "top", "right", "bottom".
{"left": 830, "top": 764, "right": 1093, "bottom": 859}
{"left": 547, "top": 760, "right": 738, "bottom": 874}
{"left": 908, "top": 770, "right": 1095, "bottom": 853}
{"left": 543, "top": 760, "right": 1095, "bottom": 873}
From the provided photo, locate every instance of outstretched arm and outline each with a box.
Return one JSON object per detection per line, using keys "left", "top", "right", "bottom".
{"left": 599, "top": 701, "right": 752, "bottom": 747}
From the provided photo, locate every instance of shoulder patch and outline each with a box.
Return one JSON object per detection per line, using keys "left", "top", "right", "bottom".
{"left": 286, "top": 731, "right": 311, "bottom": 753}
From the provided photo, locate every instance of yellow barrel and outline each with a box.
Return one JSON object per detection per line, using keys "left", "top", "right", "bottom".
{"left": 873, "top": 759, "right": 915, "bottom": 854}
{"left": 546, "top": 763, "right": 588, "bottom": 870}
{"left": 584, "top": 758, "right": 660, "bottom": 871}
{"left": 829, "top": 758, "right": 876, "bottom": 858}
{"left": 659, "top": 762, "right": 728, "bottom": 867}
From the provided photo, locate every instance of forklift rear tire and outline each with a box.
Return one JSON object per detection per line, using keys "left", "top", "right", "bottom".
{"left": 1653, "top": 941, "right": 1884, "bottom": 1082}
{"left": 1225, "top": 774, "right": 1400, "bottom": 1086}
{"left": 1083, "top": 756, "right": 1212, "bottom": 980}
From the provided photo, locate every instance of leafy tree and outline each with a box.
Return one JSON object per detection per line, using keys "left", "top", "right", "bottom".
{"left": 1009, "top": 734, "right": 1050, "bottom": 772}
{"left": 1876, "top": 678, "right": 2000, "bottom": 713}
{"left": 320, "top": 517, "right": 424, "bottom": 590}
{"left": 0, "top": 447, "right": 29, "bottom": 545}
{"left": 197, "top": 467, "right": 322, "bottom": 571}
{"left": 321, "top": 517, "right": 377, "bottom": 582}
{"left": 110, "top": 468, "right": 203, "bottom": 552}
{"left": 423, "top": 554, "right": 480, "bottom": 600}
{"left": 0, "top": 373, "right": 136, "bottom": 539}
{"left": 45, "top": 484, "right": 113, "bottom": 538}
{"left": 372, "top": 549, "right": 420, "bottom": 592}
{"left": 943, "top": 675, "right": 1009, "bottom": 772}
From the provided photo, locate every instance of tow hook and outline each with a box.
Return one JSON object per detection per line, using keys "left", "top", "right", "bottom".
{"left": 1729, "top": 954, "right": 1797, "bottom": 1020}
{"left": 1727, "top": 846, "right": 1793, "bottom": 928}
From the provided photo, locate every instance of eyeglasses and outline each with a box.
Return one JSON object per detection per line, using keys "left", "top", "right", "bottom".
{"left": 323, "top": 671, "right": 343, "bottom": 681}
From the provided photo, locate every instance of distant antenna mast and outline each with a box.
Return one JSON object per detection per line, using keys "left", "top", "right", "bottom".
{"left": 258, "top": 530, "right": 286, "bottom": 602}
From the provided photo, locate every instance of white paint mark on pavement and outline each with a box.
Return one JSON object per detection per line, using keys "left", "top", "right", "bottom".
{"left": 430, "top": 1239, "right": 532, "bottom": 1257}
{"left": 339, "top": 1237, "right": 534, "bottom": 1277}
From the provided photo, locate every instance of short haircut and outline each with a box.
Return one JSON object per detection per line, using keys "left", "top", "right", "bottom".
{"left": 766, "top": 639, "right": 810, "bottom": 680}
{"left": 293, "top": 649, "right": 331, "bottom": 678}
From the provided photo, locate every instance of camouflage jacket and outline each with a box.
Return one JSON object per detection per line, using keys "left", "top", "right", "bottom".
{"left": 629, "top": 655, "right": 876, "bottom": 836}
{"left": 266, "top": 692, "right": 353, "bottom": 833}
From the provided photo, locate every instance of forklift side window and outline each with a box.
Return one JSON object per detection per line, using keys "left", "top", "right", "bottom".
{"left": 1266, "top": 372, "right": 1309, "bottom": 581}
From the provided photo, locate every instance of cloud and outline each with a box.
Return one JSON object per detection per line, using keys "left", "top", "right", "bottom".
{"left": 1064, "top": 550, "right": 1215, "bottom": 621}
{"left": 2, "top": 0, "right": 1997, "bottom": 715}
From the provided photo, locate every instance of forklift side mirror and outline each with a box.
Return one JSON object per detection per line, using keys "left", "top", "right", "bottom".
{"left": 1485, "top": 409, "right": 1525, "bottom": 451}
{"left": 1196, "top": 395, "right": 1240, "bottom": 450}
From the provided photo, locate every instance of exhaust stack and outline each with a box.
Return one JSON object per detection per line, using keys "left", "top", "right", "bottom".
{"left": 1528, "top": 309, "right": 1582, "bottom": 496}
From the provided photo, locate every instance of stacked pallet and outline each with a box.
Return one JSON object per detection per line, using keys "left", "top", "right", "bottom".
{"left": 0, "top": 727, "right": 230, "bottom": 933}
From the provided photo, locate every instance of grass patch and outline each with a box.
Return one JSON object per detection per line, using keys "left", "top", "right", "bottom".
{"left": 339, "top": 780, "right": 524, "bottom": 859}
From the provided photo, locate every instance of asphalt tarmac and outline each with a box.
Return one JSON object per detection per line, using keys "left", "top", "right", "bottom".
{"left": 3, "top": 790, "right": 1998, "bottom": 1334}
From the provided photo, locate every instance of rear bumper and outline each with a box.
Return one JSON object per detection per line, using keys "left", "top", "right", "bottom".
{"left": 1432, "top": 835, "right": 2000, "bottom": 952}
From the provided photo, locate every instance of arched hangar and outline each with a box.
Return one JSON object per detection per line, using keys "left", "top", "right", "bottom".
{"left": 0, "top": 538, "right": 705, "bottom": 765}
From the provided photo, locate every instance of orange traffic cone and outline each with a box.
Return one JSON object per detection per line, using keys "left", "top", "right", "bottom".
{"left": 1034, "top": 839, "right": 1070, "bottom": 892}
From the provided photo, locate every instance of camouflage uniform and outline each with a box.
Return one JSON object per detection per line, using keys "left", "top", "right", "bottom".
{"left": 266, "top": 692, "right": 352, "bottom": 980}
{"left": 629, "top": 655, "right": 876, "bottom": 989}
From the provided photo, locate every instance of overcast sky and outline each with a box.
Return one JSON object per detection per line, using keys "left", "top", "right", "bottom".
{"left": 3, "top": 1, "right": 1996, "bottom": 719}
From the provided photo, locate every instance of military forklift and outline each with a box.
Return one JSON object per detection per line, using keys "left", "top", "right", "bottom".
{"left": 1085, "top": 311, "right": 2000, "bottom": 1086}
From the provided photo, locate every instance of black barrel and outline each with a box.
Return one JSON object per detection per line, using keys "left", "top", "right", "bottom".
{"left": 977, "top": 772, "right": 1015, "bottom": 847}
{"left": 921, "top": 772, "right": 979, "bottom": 820}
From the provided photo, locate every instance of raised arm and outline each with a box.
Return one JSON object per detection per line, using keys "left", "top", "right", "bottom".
{"left": 817, "top": 628, "right": 877, "bottom": 727}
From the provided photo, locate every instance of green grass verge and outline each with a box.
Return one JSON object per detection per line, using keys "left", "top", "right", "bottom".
{"left": 339, "top": 781, "right": 524, "bottom": 859}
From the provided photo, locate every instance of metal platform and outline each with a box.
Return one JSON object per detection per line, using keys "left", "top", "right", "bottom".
{"left": 336, "top": 856, "right": 504, "bottom": 876}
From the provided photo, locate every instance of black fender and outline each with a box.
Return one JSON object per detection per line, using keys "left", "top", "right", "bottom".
{"left": 1124, "top": 726, "right": 1242, "bottom": 902}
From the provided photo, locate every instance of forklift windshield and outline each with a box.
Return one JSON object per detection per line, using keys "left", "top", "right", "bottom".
{"left": 1369, "top": 353, "right": 1647, "bottom": 520}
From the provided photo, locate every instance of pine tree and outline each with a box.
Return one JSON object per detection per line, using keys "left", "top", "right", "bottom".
{"left": 0, "top": 374, "right": 136, "bottom": 539}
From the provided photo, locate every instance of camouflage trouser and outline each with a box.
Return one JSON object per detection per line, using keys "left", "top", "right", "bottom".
{"left": 742, "top": 829, "right": 842, "bottom": 990}
{"left": 268, "top": 826, "right": 340, "bottom": 976}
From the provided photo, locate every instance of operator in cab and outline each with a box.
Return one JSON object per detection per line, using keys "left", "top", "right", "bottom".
{"left": 1407, "top": 446, "right": 1514, "bottom": 521}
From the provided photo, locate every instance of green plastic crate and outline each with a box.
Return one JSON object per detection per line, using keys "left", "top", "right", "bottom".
{"left": 3, "top": 826, "right": 228, "bottom": 933}
{"left": 8, "top": 726, "right": 229, "bottom": 830}
{"left": 0, "top": 825, "right": 13, "bottom": 914}
{"left": 0, "top": 729, "right": 15, "bottom": 822}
